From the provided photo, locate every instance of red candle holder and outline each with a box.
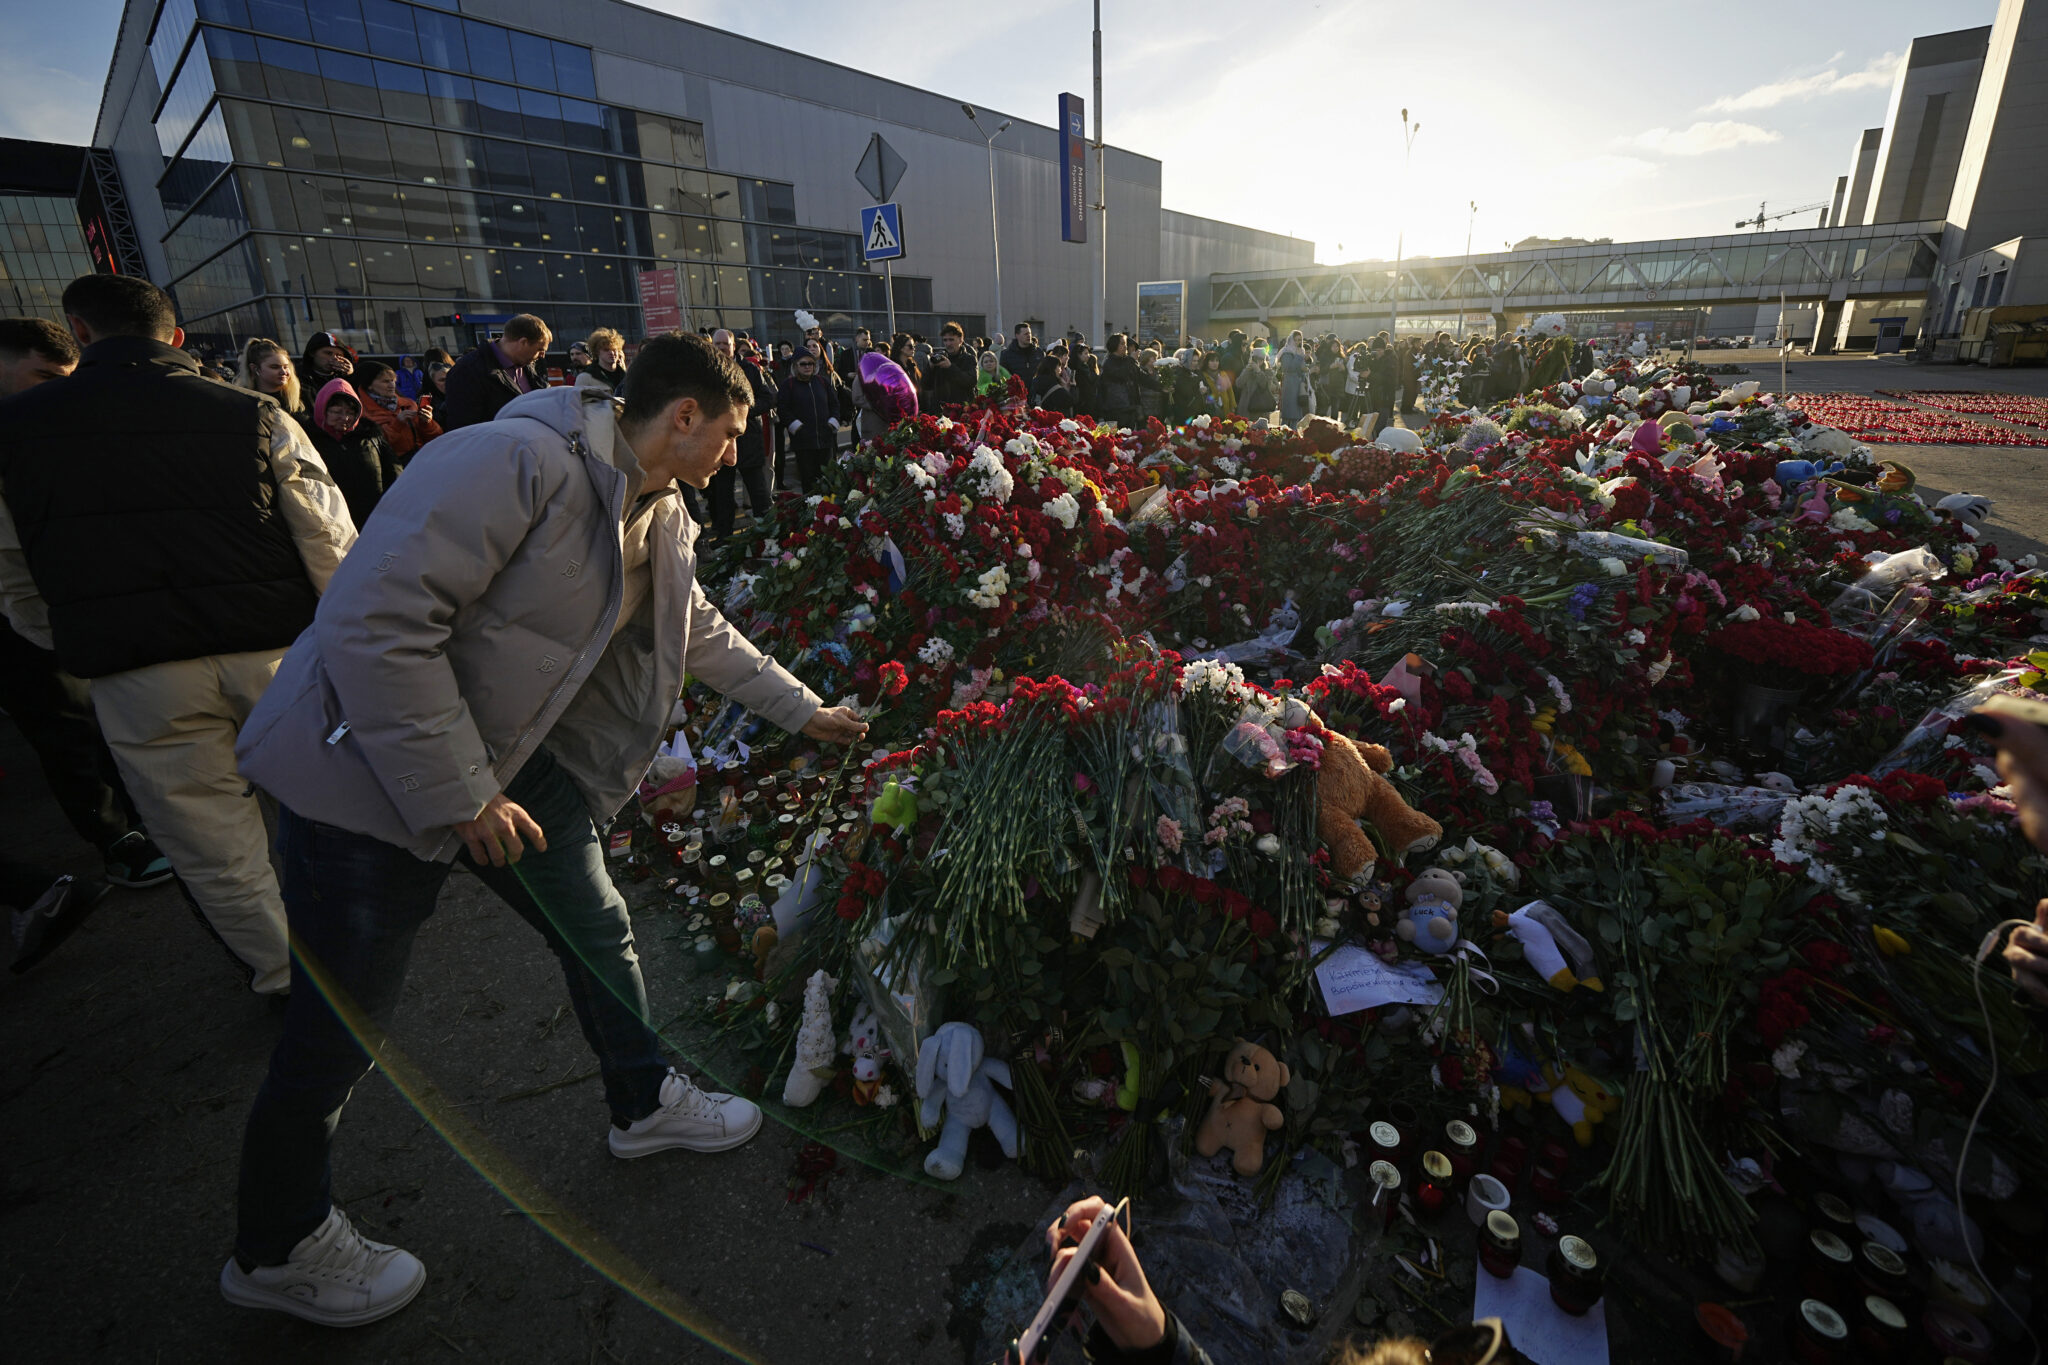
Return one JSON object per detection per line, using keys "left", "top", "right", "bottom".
{"left": 1417, "top": 1151, "right": 1453, "bottom": 1217}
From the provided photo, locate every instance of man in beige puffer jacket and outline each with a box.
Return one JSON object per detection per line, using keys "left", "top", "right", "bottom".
{"left": 223, "top": 334, "right": 867, "bottom": 1327}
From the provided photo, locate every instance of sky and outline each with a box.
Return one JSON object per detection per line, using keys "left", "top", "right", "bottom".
{"left": 4, "top": 0, "right": 1999, "bottom": 265}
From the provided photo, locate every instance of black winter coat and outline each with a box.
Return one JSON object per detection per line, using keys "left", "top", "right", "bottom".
{"left": 438, "top": 342, "right": 546, "bottom": 430}
{"left": 778, "top": 371, "right": 840, "bottom": 451}
{"left": 309, "top": 422, "right": 402, "bottom": 528}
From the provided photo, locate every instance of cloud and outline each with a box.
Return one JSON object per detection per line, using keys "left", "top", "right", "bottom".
{"left": 0, "top": 51, "right": 99, "bottom": 143}
{"left": 1702, "top": 52, "right": 1901, "bottom": 113}
{"left": 1625, "top": 121, "right": 1783, "bottom": 156}
{"left": 1559, "top": 154, "right": 1662, "bottom": 179}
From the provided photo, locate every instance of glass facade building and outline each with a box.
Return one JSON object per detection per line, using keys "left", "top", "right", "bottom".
{"left": 0, "top": 195, "right": 97, "bottom": 323}
{"left": 142, "top": 0, "right": 967, "bottom": 355}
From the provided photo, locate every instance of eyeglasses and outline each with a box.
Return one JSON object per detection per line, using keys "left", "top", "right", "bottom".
{"left": 1427, "top": 1318, "right": 1517, "bottom": 1365}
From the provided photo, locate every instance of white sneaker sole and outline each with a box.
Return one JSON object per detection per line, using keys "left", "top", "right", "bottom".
{"left": 219, "top": 1258, "right": 426, "bottom": 1327}
{"left": 606, "top": 1104, "right": 763, "bottom": 1158}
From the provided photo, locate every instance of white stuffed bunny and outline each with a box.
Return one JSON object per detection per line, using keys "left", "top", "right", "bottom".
{"left": 915, "top": 1022, "right": 1019, "bottom": 1180}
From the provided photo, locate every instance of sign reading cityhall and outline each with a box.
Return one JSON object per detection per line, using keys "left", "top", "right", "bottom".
{"left": 1059, "top": 93, "right": 1087, "bottom": 245}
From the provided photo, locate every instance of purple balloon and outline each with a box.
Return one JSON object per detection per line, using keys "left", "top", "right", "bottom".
{"left": 859, "top": 353, "right": 920, "bottom": 424}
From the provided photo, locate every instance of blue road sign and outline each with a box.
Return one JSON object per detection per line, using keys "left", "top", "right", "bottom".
{"left": 860, "top": 202, "right": 904, "bottom": 262}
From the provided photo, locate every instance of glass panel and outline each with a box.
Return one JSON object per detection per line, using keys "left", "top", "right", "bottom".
{"left": 155, "top": 44, "right": 218, "bottom": 159}
{"left": 414, "top": 7, "right": 467, "bottom": 69}
{"left": 164, "top": 173, "right": 251, "bottom": 280}
{"left": 204, "top": 27, "right": 265, "bottom": 97}
{"left": 402, "top": 185, "right": 453, "bottom": 240}
{"left": 222, "top": 100, "right": 283, "bottom": 167}
{"left": 375, "top": 60, "right": 431, "bottom": 124}
{"left": 560, "top": 99, "right": 606, "bottom": 152}
{"left": 609, "top": 159, "right": 645, "bottom": 207}
{"left": 480, "top": 139, "right": 531, "bottom": 195}
{"left": 464, "top": 23, "right": 514, "bottom": 83}
{"left": 273, "top": 106, "right": 335, "bottom": 171}
{"left": 547, "top": 254, "right": 588, "bottom": 303}
{"left": 509, "top": 30, "right": 554, "bottom": 87}
{"left": 532, "top": 193, "right": 575, "bottom": 246}
{"left": 149, "top": 0, "right": 200, "bottom": 91}
{"left": 309, "top": 236, "right": 367, "bottom": 294}
{"left": 288, "top": 174, "right": 345, "bottom": 235}
{"left": 345, "top": 178, "right": 405, "bottom": 235}
{"left": 235, "top": 167, "right": 294, "bottom": 231}
{"left": 503, "top": 249, "right": 547, "bottom": 299}
{"left": 427, "top": 71, "right": 476, "bottom": 129}
{"left": 553, "top": 42, "right": 597, "bottom": 99}
{"left": 359, "top": 0, "right": 419, "bottom": 61}
{"left": 474, "top": 81, "right": 522, "bottom": 137}
{"left": 518, "top": 88, "right": 562, "bottom": 144}
{"left": 246, "top": 0, "right": 312, "bottom": 40}
{"left": 360, "top": 240, "right": 415, "bottom": 289}
{"left": 385, "top": 122, "right": 440, "bottom": 183}
{"left": 317, "top": 49, "right": 381, "bottom": 116}
{"left": 329, "top": 116, "right": 392, "bottom": 178}
{"left": 258, "top": 38, "right": 323, "bottom": 103}
{"left": 573, "top": 202, "right": 617, "bottom": 252}
{"left": 567, "top": 153, "right": 611, "bottom": 202}
{"left": 525, "top": 146, "right": 570, "bottom": 200}
{"left": 196, "top": 0, "right": 251, "bottom": 23}
{"left": 585, "top": 252, "right": 626, "bottom": 303}
{"left": 436, "top": 131, "right": 479, "bottom": 186}
{"left": 161, "top": 106, "right": 233, "bottom": 214}
{"left": 306, "top": 0, "right": 366, "bottom": 51}
{"left": 412, "top": 243, "right": 462, "bottom": 298}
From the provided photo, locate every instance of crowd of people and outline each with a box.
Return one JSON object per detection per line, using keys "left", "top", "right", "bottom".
{"left": 2, "top": 274, "right": 2044, "bottom": 1357}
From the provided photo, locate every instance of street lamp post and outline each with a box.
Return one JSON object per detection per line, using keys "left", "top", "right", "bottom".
{"left": 1392, "top": 109, "right": 1420, "bottom": 340}
{"left": 962, "top": 105, "right": 1011, "bottom": 338}
{"left": 1457, "top": 200, "right": 1476, "bottom": 340}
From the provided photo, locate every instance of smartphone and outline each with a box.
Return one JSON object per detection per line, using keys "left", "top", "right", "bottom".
{"left": 1007, "top": 1199, "right": 1130, "bottom": 1365}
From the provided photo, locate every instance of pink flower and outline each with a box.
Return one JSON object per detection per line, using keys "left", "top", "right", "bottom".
{"left": 1155, "top": 816, "right": 1184, "bottom": 853}
{"left": 1073, "top": 772, "right": 1095, "bottom": 794}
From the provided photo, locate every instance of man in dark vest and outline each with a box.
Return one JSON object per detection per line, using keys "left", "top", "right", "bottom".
{"left": 437, "top": 313, "right": 552, "bottom": 430}
{"left": 0, "top": 275, "right": 358, "bottom": 996}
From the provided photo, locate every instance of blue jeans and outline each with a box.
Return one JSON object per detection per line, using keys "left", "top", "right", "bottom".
{"left": 234, "top": 747, "right": 668, "bottom": 1264}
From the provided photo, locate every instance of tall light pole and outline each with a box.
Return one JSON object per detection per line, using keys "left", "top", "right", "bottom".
{"left": 963, "top": 105, "right": 1010, "bottom": 338}
{"left": 1391, "top": 109, "right": 1420, "bottom": 340}
{"left": 1092, "top": 0, "right": 1107, "bottom": 349}
{"left": 1457, "top": 200, "right": 1476, "bottom": 340}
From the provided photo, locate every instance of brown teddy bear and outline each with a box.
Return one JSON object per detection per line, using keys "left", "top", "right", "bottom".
{"left": 1313, "top": 724, "right": 1443, "bottom": 882}
{"left": 1195, "top": 1039, "right": 1291, "bottom": 1176}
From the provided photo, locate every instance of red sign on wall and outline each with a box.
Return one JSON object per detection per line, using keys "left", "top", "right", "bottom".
{"left": 638, "top": 267, "right": 683, "bottom": 334}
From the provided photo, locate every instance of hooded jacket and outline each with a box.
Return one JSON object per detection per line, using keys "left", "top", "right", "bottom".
{"left": 357, "top": 382, "right": 442, "bottom": 461}
{"left": 394, "top": 357, "right": 427, "bottom": 402}
{"left": 299, "top": 331, "right": 359, "bottom": 390}
{"left": 235, "top": 385, "right": 821, "bottom": 861}
{"left": 309, "top": 378, "right": 403, "bottom": 527}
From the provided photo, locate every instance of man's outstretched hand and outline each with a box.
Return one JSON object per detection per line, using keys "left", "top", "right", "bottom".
{"left": 803, "top": 706, "right": 870, "bottom": 746}
{"left": 456, "top": 793, "right": 547, "bottom": 867}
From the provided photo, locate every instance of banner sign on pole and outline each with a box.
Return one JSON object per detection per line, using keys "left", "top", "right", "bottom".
{"left": 1059, "top": 92, "right": 1087, "bottom": 244}
{"left": 861, "top": 203, "right": 905, "bottom": 262}
{"left": 637, "top": 267, "right": 683, "bottom": 333}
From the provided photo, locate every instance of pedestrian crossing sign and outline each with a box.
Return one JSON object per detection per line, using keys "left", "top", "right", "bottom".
{"left": 861, "top": 202, "right": 904, "bottom": 262}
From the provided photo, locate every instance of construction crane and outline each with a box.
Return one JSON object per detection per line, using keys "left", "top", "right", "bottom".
{"left": 1736, "top": 199, "right": 1833, "bottom": 231}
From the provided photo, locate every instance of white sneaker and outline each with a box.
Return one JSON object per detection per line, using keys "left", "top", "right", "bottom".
{"left": 219, "top": 1207, "right": 425, "bottom": 1326}
{"left": 607, "top": 1067, "right": 763, "bottom": 1158}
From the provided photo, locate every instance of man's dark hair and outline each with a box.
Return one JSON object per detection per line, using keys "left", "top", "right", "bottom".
{"left": 353, "top": 359, "right": 393, "bottom": 389}
{"left": 0, "top": 316, "right": 80, "bottom": 365}
{"left": 60, "top": 274, "right": 176, "bottom": 341}
{"left": 503, "top": 313, "right": 550, "bottom": 345}
{"left": 1013, "top": 322, "right": 1031, "bottom": 337}
{"left": 941, "top": 321, "right": 964, "bottom": 339}
{"left": 1108, "top": 332, "right": 1129, "bottom": 355}
{"left": 621, "top": 332, "right": 750, "bottom": 427}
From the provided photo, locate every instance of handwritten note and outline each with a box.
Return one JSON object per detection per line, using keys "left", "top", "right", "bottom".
{"left": 1311, "top": 942, "right": 1444, "bottom": 1016}
{"left": 1472, "top": 1265, "right": 1609, "bottom": 1365}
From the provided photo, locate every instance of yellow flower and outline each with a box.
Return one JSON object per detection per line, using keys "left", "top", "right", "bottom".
{"left": 1873, "top": 926, "right": 1910, "bottom": 957}
{"left": 1554, "top": 740, "right": 1592, "bottom": 777}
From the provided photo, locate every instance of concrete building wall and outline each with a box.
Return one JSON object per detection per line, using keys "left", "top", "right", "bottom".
{"left": 92, "top": 0, "right": 173, "bottom": 283}
{"left": 461, "top": 0, "right": 1209, "bottom": 340}
{"left": 1840, "top": 127, "right": 1884, "bottom": 226}
{"left": 1159, "top": 210, "right": 1313, "bottom": 337}
{"left": 1944, "top": 0, "right": 2048, "bottom": 264}
{"left": 1862, "top": 27, "right": 1990, "bottom": 225}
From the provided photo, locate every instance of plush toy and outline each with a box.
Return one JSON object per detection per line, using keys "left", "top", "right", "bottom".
{"left": 1498, "top": 1062, "right": 1618, "bottom": 1147}
{"left": 1194, "top": 1039, "right": 1291, "bottom": 1176}
{"left": 1313, "top": 724, "right": 1443, "bottom": 881}
{"left": 1934, "top": 491, "right": 1993, "bottom": 529}
{"left": 844, "top": 1003, "right": 887, "bottom": 1106}
{"left": 1493, "top": 900, "right": 1602, "bottom": 992}
{"left": 915, "top": 1021, "right": 1018, "bottom": 1180}
{"left": 1375, "top": 425, "right": 1424, "bottom": 455}
{"left": 1397, "top": 866, "right": 1464, "bottom": 955}
{"left": 781, "top": 970, "right": 837, "bottom": 1107}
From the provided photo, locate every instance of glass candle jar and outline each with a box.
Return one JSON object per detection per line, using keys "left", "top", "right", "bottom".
{"left": 1803, "top": 1229, "right": 1854, "bottom": 1303}
{"left": 1788, "top": 1299, "right": 1848, "bottom": 1365}
{"left": 1811, "top": 1193, "right": 1857, "bottom": 1239}
{"left": 1855, "top": 1242, "right": 1910, "bottom": 1308}
{"left": 1850, "top": 1295, "right": 1910, "bottom": 1362}
{"left": 1444, "top": 1119, "right": 1480, "bottom": 1188}
{"left": 1417, "top": 1151, "right": 1453, "bottom": 1218}
{"left": 1478, "top": 1211, "right": 1521, "bottom": 1279}
{"left": 1547, "top": 1236, "right": 1604, "bottom": 1316}
{"left": 1366, "top": 1120, "right": 1404, "bottom": 1171}
{"left": 1368, "top": 1161, "right": 1402, "bottom": 1231}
